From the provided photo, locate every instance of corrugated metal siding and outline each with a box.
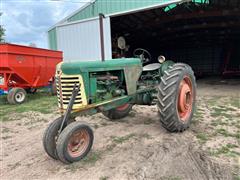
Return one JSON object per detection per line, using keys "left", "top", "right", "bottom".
{"left": 56, "top": 17, "right": 112, "bottom": 62}
{"left": 48, "top": 28, "right": 57, "bottom": 50}
{"left": 67, "top": 0, "right": 177, "bottom": 22}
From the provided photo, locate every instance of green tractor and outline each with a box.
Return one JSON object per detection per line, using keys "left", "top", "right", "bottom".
{"left": 43, "top": 49, "right": 196, "bottom": 164}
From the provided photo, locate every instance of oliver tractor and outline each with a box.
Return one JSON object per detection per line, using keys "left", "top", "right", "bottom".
{"left": 43, "top": 49, "right": 196, "bottom": 164}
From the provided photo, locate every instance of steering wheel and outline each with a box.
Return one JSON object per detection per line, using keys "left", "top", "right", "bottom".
{"left": 133, "top": 48, "right": 151, "bottom": 64}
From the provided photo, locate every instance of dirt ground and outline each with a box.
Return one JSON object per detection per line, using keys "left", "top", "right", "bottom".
{"left": 1, "top": 78, "right": 240, "bottom": 180}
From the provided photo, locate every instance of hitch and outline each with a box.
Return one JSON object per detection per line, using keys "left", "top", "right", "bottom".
{"left": 58, "top": 83, "right": 80, "bottom": 133}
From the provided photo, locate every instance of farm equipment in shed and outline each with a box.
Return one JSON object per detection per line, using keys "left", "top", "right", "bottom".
{"left": 0, "top": 43, "right": 62, "bottom": 104}
{"left": 43, "top": 48, "right": 196, "bottom": 164}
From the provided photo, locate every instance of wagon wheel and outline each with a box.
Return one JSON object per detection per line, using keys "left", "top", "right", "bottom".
{"left": 157, "top": 63, "right": 196, "bottom": 132}
{"left": 56, "top": 121, "right": 94, "bottom": 163}
{"left": 7, "top": 88, "right": 27, "bottom": 104}
{"left": 102, "top": 103, "right": 133, "bottom": 120}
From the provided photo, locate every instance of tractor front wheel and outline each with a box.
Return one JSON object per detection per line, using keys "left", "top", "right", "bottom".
{"left": 102, "top": 103, "right": 133, "bottom": 120}
{"left": 56, "top": 121, "right": 94, "bottom": 164}
{"left": 157, "top": 63, "right": 196, "bottom": 132}
{"left": 42, "top": 117, "right": 75, "bottom": 160}
{"left": 7, "top": 88, "right": 27, "bottom": 104}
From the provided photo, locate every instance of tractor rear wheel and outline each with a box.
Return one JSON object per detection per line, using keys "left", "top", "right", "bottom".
{"left": 102, "top": 103, "right": 133, "bottom": 120}
{"left": 7, "top": 88, "right": 27, "bottom": 104}
{"left": 42, "top": 117, "right": 75, "bottom": 160}
{"left": 56, "top": 121, "right": 94, "bottom": 164}
{"left": 157, "top": 63, "right": 196, "bottom": 132}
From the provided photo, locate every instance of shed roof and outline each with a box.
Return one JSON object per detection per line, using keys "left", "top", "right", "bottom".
{"left": 49, "top": 0, "right": 190, "bottom": 31}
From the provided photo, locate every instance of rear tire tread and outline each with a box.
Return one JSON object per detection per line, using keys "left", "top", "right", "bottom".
{"left": 157, "top": 63, "right": 196, "bottom": 132}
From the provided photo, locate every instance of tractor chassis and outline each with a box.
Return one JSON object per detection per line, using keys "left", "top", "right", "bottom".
{"left": 60, "top": 87, "right": 156, "bottom": 124}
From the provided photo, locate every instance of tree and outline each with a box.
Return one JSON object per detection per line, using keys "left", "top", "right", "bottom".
{"left": 0, "top": 13, "right": 5, "bottom": 42}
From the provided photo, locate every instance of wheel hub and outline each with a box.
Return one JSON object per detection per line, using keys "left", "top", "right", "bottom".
{"left": 15, "top": 92, "right": 25, "bottom": 102}
{"left": 67, "top": 130, "right": 89, "bottom": 158}
{"left": 177, "top": 76, "right": 193, "bottom": 121}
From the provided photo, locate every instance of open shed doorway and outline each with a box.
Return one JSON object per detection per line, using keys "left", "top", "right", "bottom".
{"left": 110, "top": 0, "right": 240, "bottom": 77}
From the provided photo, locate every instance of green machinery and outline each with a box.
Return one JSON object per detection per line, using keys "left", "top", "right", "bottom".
{"left": 43, "top": 49, "right": 196, "bottom": 164}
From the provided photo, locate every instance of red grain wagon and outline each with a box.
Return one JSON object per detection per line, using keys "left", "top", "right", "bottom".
{"left": 0, "top": 43, "right": 62, "bottom": 104}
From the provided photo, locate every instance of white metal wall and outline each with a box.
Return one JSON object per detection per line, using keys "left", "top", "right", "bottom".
{"left": 56, "top": 17, "right": 112, "bottom": 62}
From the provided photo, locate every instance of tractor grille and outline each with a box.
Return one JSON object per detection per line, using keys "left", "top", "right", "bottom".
{"left": 56, "top": 74, "right": 87, "bottom": 110}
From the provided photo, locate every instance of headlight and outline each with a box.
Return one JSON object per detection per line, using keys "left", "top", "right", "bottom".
{"left": 158, "top": 55, "right": 166, "bottom": 63}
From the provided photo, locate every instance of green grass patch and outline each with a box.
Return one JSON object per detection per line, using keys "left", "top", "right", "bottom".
{"left": 0, "top": 91, "right": 57, "bottom": 122}
{"left": 194, "top": 108, "right": 205, "bottom": 119}
{"left": 64, "top": 151, "right": 102, "bottom": 171}
{"left": 196, "top": 133, "right": 209, "bottom": 143}
{"left": 229, "top": 98, "right": 240, "bottom": 108}
{"left": 160, "top": 176, "right": 182, "bottom": 180}
{"left": 216, "top": 129, "right": 240, "bottom": 140}
{"left": 207, "top": 97, "right": 221, "bottom": 107}
{"left": 209, "top": 144, "right": 240, "bottom": 157}
{"left": 82, "top": 151, "right": 102, "bottom": 164}
{"left": 233, "top": 175, "right": 240, "bottom": 180}
{"left": 210, "top": 107, "right": 232, "bottom": 119}
{"left": 111, "top": 133, "right": 136, "bottom": 144}
{"left": 143, "top": 118, "right": 155, "bottom": 125}
{"left": 99, "top": 176, "right": 109, "bottom": 180}
{"left": 210, "top": 119, "right": 229, "bottom": 126}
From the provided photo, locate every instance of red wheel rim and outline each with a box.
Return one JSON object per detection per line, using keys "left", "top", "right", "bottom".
{"left": 67, "top": 129, "right": 90, "bottom": 158}
{"left": 116, "top": 104, "right": 129, "bottom": 111}
{"left": 177, "top": 76, "right": 193, "bottom": 122}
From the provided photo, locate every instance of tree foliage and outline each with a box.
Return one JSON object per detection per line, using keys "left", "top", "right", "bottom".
{"left": 0, "top": 13, "right": 5, "bottom": 42}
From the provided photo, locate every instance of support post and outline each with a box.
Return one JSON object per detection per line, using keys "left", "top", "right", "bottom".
{"left": 99, "top": 13, "right": 105, "bottom": 62}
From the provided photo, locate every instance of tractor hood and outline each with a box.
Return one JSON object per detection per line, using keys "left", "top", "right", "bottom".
{"left": 60, "top": 58, "right": 142, "bottom": 75}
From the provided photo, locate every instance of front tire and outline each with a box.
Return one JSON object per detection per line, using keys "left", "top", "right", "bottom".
{"left": 157, "top": 63, "right": 196, "bottom": 132}
{"left": 56, "top": 121, "right": 94, "bottom": 164}
{"left": 102, "top": 103, "right": 133, "bottom": 120}
{"left": 42, "top": 117, "right": 74, "bottom": 160}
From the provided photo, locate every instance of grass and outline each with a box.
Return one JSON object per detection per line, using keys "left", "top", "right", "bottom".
{"left": 0, "top": 90, "right": 57, "bottom": 122}
{"left": 82, "top": 151, "right": 102, "bottom": 164}
{"left": 210, "top": 107, "right": 232, "bottom": 118}
{"left": 196, "top": 133, "right": 209, "bottom": 144}
{"left": 65, "top": 151, "right": 102, "bottom": 171}
{"left": 99, "top": 176, "right": 109, "bottom": 180}
{"left": 160, "top": 176, "right": 182, "bottom": 180}
{"left": 111, "top": 133, "right": 136, "bottom": 144}
{"left": 143, "top": 118, "right": 155, "bottom": 125}
{"left": 216, "top": 129, "right": 240, "bottom": 140}
{"left": 229, "top": 97, "right": 240, "bottom": 108}
{"left": 209, "top": 144, "right": 240, "bottom": 157}
{"left": 233, "top": 176, "right": 240, "bottom": 180}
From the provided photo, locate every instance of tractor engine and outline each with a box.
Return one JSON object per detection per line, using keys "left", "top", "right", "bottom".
{"left": 89, "top": 71, "right": 126, "bottom": 103}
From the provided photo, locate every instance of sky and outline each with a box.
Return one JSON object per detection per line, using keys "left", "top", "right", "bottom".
{"left": 0, "top": 0, "right": 90, "bottom": 48}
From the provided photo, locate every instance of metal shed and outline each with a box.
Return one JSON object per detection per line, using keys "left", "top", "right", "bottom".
{"left": 48, "top": 0, "right": 240, "bottom": 76}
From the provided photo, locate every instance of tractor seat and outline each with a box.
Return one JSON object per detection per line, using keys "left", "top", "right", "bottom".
{"left": 143, "top": 63, "right": 161, "bottom": 71}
